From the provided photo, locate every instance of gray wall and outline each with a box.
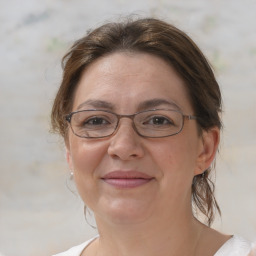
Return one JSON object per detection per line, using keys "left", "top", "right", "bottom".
{"left": 0, "top": 0, "right": 255, "bottom": 255}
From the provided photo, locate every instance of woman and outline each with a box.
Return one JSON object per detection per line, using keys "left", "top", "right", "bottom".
{"left": 51, "top": 18, "right": 253, "bottom": 256}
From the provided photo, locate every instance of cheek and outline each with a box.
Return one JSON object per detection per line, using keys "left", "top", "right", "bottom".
{"left": 69, "top": 138, "right": 106, "bottom": 172}
{"left": 151, "top": 136, "right": 198, "bottom": 180}
{"left": 68, "top": 137, "right": 109, "bottom": 206}
{"left": 145, "top": 140, "right": 195, "bottom": 206}
{"left": 69, "top": 138, "right": 106, "bottom": 184}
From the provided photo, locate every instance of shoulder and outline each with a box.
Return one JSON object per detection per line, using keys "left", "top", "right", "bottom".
{"left": 52, "top": 236, "right": 98, "bottom": 256}
{"left": 214, "top": 235, "right": 255, "bottom": 256}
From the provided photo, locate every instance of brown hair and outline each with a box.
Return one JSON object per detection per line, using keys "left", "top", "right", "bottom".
{"left": 51, "top": 17, "right": 222, "bottom": 226}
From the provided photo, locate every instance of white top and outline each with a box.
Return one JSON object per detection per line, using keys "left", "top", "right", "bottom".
{"left": 53, "top": 235, "right": 254, "bottom": 256}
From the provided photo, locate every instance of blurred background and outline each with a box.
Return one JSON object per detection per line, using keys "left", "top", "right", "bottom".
{"left": 0, "top": 0, "right": 255, "bottom": 255}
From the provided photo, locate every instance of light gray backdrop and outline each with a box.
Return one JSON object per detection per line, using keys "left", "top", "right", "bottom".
{"left": 0, "top": 0, "right": 255, "bottom": 255}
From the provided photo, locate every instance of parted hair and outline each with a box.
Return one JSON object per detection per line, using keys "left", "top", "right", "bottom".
{"left": 51, "top": 17, "right": 222, "bottom": 226}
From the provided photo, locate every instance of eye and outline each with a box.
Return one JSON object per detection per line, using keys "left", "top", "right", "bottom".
{"left": 144, "top": 115, "right": 174, "bottom": 126}
{"left": 83, "top": 116, "right": 110, "bottom": 126}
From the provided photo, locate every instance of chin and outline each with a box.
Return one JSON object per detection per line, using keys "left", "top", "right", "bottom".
{"left": 96, "top": 197, "right": 154, "bottom": 225}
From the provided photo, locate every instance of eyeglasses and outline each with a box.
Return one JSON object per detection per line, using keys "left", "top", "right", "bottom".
{"left": 65, "top": 109, "right": 197, "bottom": 139}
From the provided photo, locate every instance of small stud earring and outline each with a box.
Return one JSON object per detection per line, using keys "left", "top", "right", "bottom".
{"left": 70, "top": 171, "right": 74, "bottom": 180}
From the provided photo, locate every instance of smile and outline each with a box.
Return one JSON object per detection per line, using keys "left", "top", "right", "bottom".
{"left": 101, "top": 170, "right": 154, "bottom": 189}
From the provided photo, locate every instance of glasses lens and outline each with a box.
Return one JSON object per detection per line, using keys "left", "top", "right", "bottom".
{"left": 134, "top": 110, "right": 183, "bottom": 137}
{"left": 70, "top": 110, "right": 117, "bottom": 138}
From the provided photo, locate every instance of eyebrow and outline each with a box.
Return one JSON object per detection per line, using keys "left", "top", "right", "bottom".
{"left": 137, "top": 98, "right": 181, "bottom": 111}
{"left": 76, "top": 98, "right": 181, "bottom": 112}
{"left": 77, "top": 99, "right": 115, "bottom": 111}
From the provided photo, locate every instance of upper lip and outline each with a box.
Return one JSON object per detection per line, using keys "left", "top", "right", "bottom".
{"left": 102, "top": 170, "right": 153, "bottom": 179}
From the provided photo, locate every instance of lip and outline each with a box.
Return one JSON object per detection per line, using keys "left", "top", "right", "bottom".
{"left": 101, "top": 170, "right": 154, "bottom": 188}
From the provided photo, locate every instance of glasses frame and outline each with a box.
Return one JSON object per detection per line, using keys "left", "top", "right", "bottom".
{"left": 65, "top": 109, "right": 197, "bottom": 139}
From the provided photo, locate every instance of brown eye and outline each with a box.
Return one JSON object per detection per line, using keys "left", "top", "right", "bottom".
{"left": 82, "top": 116, "right": 111, "bottom": 127}
{"left": 143, "top": 116, "right": 174, "bottom": 126}
{"left": 86, "top": 117, "right": 109, "bottom": 125}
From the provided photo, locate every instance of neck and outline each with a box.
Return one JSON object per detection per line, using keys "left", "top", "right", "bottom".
{"left": 93, "top": 210, "right": 205, "bottom": 256}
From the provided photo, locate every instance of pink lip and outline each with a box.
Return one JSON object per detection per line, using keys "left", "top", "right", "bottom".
{"left": 101, "top": 171, "right": 153, "bottom": 188}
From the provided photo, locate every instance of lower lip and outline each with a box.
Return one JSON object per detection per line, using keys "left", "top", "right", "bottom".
{"left": 102, "top": 178, "right": 152, "bottom": 188}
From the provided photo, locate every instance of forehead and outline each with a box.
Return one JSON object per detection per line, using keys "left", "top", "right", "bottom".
{"left": 73, "top": 52, "right": 192, "bottom": 113}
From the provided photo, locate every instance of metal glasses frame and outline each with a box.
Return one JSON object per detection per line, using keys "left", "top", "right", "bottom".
{"left": 65, "top": 109, "right": 197, "bottom": 139}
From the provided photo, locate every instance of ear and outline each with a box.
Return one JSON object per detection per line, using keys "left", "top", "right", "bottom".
{"left": 66, "top": 146, "right": 74, "bottom": 171}
{"left": 194, "top": 126, "right": 220, "bottom": 175}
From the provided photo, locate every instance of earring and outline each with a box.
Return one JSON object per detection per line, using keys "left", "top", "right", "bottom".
{"left": 70, "top": 171, "right": 74, "bottom": 180}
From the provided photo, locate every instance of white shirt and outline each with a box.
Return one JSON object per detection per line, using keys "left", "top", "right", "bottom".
{"left": 53, "top": 235, "right": 255, "bottom": 256}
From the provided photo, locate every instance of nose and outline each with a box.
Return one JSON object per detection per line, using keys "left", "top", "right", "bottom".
{"left": 107, "top": 119, "right": 145, "bottom": 161}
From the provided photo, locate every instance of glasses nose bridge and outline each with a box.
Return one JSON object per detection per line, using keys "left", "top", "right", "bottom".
{"left": 117, "top": 113, "right": 136, "bottom": 122}
{"left": 115, "top": 113, "right": 138, "bottom": 133}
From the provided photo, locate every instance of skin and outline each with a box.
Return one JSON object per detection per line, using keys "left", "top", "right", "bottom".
{"left": 66, "top": 52, "right": 230, "bottom": 256}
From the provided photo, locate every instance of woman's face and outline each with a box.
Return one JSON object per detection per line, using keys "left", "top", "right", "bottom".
{"left": 66, "top": 52, "right": 216, "bottom": 224}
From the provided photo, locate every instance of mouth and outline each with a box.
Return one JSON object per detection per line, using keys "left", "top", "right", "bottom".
{"left": 101, "top": 170, "right": 154, "bottom": 189}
